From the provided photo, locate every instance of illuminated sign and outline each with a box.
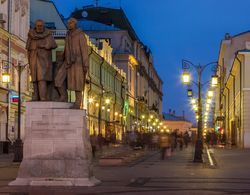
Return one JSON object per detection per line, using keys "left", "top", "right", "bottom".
{"left": 11, "top": 96, "right": 19, "bottom": 103}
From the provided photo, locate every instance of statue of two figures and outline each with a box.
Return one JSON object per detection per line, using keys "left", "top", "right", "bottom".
{"left": 26, "top": 18, "right": 89, "bottom": 109}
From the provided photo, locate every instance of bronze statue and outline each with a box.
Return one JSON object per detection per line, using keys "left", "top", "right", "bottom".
{"left": 55, "top": 18, "right": 89, "bottom": 109}
{"left": 26, "top": 19, "right": 57, "bottom": 101}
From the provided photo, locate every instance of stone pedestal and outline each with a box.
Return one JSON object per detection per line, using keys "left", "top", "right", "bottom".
{"left": 9, "top": 102, "right": 100, "bottom": 186}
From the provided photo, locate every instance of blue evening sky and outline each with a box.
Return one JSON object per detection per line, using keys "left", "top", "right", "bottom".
{"left": 52, "top": 0, "right": 250, "bottom": 122}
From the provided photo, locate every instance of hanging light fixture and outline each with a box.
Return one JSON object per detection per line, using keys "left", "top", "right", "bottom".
{"left": 182, "top": 72, "right": 191, "bottom": 84}
{"left": 187, "top": 89, "right": 193, "bottom": 97}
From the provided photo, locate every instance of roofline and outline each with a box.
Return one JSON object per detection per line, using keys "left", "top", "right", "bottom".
{"left": 232, "top": 30, "right": 250, "bottom": 38}
{"left": 217, "top": 39, "right": 224, "bottom": 66}
{"left": 149, "top": 62, "right": 163, "bottom": 83}
{"left": 118, "top": 7, "right": 140, "bottom": 41}
{"left": 79, "top": 6, "right": 140, "bottom": 41}
{"left": 218, "top": 31, "right": 250, "bottom": 65}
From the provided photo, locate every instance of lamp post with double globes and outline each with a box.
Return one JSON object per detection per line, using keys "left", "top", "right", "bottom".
{"left": 181, "top": 59, "right": 218, "bottom": 162}
{"left": 2, "top": 60, "right": 29, "bottom": 162}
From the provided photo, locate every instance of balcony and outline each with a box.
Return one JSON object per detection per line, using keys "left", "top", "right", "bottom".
{"left": 51, "top": 30, "right": 67, "bottom": 38}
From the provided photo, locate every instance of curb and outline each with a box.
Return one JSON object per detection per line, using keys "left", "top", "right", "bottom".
{"left": 204, "top": 145, "right": 217, "bottom": 168}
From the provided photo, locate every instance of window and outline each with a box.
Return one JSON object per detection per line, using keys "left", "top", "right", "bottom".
{"left": 45, "top": 22, "right": 56, "bottom": 30}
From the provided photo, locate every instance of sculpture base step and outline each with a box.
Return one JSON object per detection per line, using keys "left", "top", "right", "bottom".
{"left": 9, "top": 177, "right": 101, "bottom": 187}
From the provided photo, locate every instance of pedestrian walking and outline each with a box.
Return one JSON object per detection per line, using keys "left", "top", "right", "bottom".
{"left": 159, "top": 133, "right": 171, "bottom": 160}
{"left": 183, "top": 131, "right": 190, "bottom": 148}
{"left": 170, "top": 132, "right": 176, "bottom": 152}
{"left": 90, "top": 132, "right": 98, "bottom": 158}
{"left": 152, "top": 133, "right": 159, "bottom": 150}
{"left": 178, "top": 132, "right": 184, "bottom": 150}
{"left": 97, "top": 133, "right": 103, "bottom": 151}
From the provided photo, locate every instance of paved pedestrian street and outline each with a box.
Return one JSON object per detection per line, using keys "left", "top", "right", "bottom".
{"left": 1, "top": 146, "right": 250, "bottom": 194}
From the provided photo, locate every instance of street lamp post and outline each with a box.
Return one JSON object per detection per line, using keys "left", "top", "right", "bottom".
{"left": 181, "top": 59, "right": 218, "bottom": 162}
{"left": 2, "top": 60, "right": 28, "bottom": 162}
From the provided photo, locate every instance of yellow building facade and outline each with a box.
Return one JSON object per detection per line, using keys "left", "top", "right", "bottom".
{"left": 215, "top": 32, "right": 250, "bottom": 148}
{"left": 0, "top": 0, "right": 31, "bottom": 153}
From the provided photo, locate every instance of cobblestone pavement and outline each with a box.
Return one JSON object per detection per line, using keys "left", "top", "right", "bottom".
{"left": 1, "top": 146, "right": 250, "bottom": 194}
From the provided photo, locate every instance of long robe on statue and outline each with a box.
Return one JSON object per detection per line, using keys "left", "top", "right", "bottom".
{"left": 26, "top": 29, "right": 57, "bottom": 82}
{"left": 64, "top": 28, "right": 89, "bottom": 91}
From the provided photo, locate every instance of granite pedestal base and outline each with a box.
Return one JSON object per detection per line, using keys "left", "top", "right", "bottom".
{"left": 9, "top": 102, "right": 100, "bottom": 186}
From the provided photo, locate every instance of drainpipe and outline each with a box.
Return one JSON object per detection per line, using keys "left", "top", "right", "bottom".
{"left": 224, "top": 86, "right": 230, "bottom": 146}
{"left": 221, "top": 92, "right": 226, "bottom": 137}
{"left": 98, "top": 57, "right": 105, "bottom": 134}
{"left": 6, "top": 0, "right": 12, "bottom": 145}
{"left": 121, "top": 76, "right": 125, "bottom": 139}
{"left": 229, "top": 73, "right": 236, "bottom": 121}
{"left": 113, "top": 70, "right": 118, "bottom": 137}
{"left": 219, "top": 58, "right": 225, "bottom": 128}
{"left": 235, "top": 54, "right": 242, "bottom": 147}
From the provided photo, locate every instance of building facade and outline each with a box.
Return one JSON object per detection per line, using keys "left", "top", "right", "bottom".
{"left": 215, "top": 32, "right": 250, "bottom": 148}
{"left": 0, "top": 0, "right": 30, "bottom": 153}
{"left": 70, "top": 6, "right": 163, "bottom": 132}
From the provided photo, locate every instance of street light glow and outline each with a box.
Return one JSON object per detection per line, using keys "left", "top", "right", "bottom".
{"left": 191, "top": 99, "right": 196, "bottom": 104}
{"left": 2, "top": 73, "right": 10, "bottom": 83}
{"left": 88, "top": 97, "right": 94, "bottom": 103}
{"left": 208, "top": 90, "right": 214, "bottom": 98}
{"left": 182, "top": 72, "right": 191, "bottom": 84}
{"left": 211, "top": 75, "right": 218, "bottom": 87}
{"left": 193, "top": 105, "right": 198, "bottom": 111}
{"left": 105, "top": 98, "right": 111, "bottom": 104}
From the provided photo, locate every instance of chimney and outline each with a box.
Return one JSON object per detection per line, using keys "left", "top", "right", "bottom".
{"left": 169, "top": 109, "right": 172, "bottom": 114}
{"left": 225, "top": 33, "right": 231, "bottom": 40}
{"left": 173, "top": 110, "right": 175, "bottom": 116}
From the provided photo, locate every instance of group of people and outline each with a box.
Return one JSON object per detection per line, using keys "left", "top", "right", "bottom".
{"left": 90, "top": 130, "right": 191, "bottom": 160}
{"left": 157, "top": 130, "right": 190, "bottom": 160}
{"left": 90, "top": 132, "right": 117, "bottom": 157}
{"left": 205, "top": 131, "right": 226, "bottom": 146}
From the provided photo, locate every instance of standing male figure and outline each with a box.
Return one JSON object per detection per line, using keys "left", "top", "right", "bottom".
{"left": 64, "top": 18, "right": 89, "bottom": 109}
{"left": 26, "top": 19, "right": 57, "bottom": 101}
